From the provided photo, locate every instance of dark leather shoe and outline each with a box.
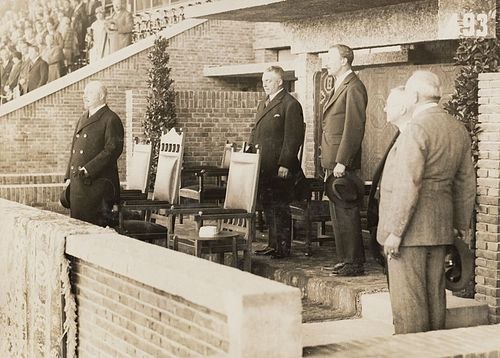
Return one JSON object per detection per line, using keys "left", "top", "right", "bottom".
{"left": 332, "top": 263, "right": 364, "bottom": 276}
{"left": 255, "top": 246, "right": 275, "bottom": 256}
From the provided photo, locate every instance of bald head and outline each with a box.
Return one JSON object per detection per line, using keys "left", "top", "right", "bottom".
{"left": 83, "top": 81, "right": 107, "bottom": 111}
{"left": 385, "top": 86, "right": 411, "bottom": 128}
{"left": 405, "top": 70, "right": 442, "bottom": 105}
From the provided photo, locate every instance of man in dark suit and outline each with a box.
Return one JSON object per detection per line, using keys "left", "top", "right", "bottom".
{"left": 27, "top": 45, "right": 49, "bottom": 92}
{"left": 250, "top": 66, "right": 305, "bottom": 258}
{"left": 321, "top": 44, "right": 367, "bottom": 276}
{"left": 0, "top": 48, "right": 13, "bottom": 102}
{"left": 64, "top": 81, "right": 124, "bottom": 227}
{"left": 378, "top": 71, "right": 476, "bottom": 334}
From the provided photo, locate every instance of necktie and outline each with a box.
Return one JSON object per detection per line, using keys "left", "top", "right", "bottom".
{"left": 264, "top": 96, "right": 270, "bottom": 107}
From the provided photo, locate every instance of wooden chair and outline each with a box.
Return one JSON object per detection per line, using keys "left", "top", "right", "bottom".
{"left": 168, "top": 149, "right": 261, "bottom": 271}
{"left": 117, "top": 128, "right": 185, "bottom": 245}
{"left": 179, "top": 141, "right": 235, "bottom": 203}
{"left": 120, "top": 142, "right": 152, "bottom": 201}
{"left": 290, "top": 178, "right": 333, "bottom": 256}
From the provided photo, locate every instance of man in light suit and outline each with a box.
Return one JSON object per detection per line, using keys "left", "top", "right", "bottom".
{"left": 250, "top": 66, "right": 305, "bottom": 258}
{"left": 377, "top": 71, "right": 476, "bottom": 334}
{"left": 106, "top": 0, "right": 134, "bottom": 54}
{"left": 64, "top": 81, "right": 124, "bottom": 227}
{"left": 321, "top": 44, "right": 367, "bottom": 276}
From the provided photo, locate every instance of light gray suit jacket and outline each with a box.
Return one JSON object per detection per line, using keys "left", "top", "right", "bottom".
{"left": 377, "top": 106, "right": 476, "bottom": 247}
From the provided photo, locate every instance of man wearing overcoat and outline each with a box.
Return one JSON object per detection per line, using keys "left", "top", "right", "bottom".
{"left": 250, "top": 66, "right": 305, "bottom": 258}
{"left": 321, "top": 44, "right": 367, "bottom": 276}
{"left": 378, "top": 71, "right": 476, "bottom": 334}
{"left": 65, "top": 81, "right": 124, "bottom": 227}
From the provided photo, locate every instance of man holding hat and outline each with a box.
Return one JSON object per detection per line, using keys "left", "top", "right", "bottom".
{"left": 63, "top": 81, "right": 124, "bottom": 227}
{"left": 321, "top": 44, "right": 367, "bottom": 276}
{"left": 378, "top": 71, "right": 476, "bottom": 334}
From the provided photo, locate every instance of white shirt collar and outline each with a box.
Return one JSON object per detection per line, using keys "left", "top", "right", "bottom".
{"left": 412, "top": 102, "right": 438, "bottom": 119}
{"left": 334, "top": 69, "right": 353, "bottom": 90}
{"left": 268, "top": 88, "right": 284, "bottom": 102}
{"left": 89, "top": 103, "right": 106, "bottom": 117}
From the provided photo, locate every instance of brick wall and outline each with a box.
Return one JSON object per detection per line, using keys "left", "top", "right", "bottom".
{"left": 71, "top": 258, "right": 229, "bottom": 356}
{"left": 475, "top": 72, "right": 500, "bottom": 324}
{"left": 0, "top": 19, "right": 261, "bottom": 207}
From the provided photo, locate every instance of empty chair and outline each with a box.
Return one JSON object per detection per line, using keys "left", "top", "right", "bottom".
{"left": 117, "top": 128, "right": 184, "bottom": 245}
{"left": 169, "top": 149, "right": 261, "bottom": 271}
{"left": 179, "top": 141, "right": 235, "bottom": 203}
{"left": 121, "top": 142, "right": 152, "bottom": 201}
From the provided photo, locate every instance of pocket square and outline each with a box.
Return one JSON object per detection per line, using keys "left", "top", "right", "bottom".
{"left": 274, "top": 114, "right": 281, "bottom": 118}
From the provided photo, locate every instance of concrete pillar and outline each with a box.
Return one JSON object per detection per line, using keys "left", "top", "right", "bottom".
{"left": 475, "top": 72, "right": 500, "bottom": 323}
{"left": 294, "top": 53, "right": 321, "bottom": 176}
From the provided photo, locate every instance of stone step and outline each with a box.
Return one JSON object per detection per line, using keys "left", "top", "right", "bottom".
{"left": 302, "top": 318, "right": 394, "bottom": 348}
{"left": 303, "top": 323, "right": 500, "bottom": 357}
{"left": 361, "top": 291, "right": 489, "bottom": 329}
{"left": 251, "top": 243, "right": 388, "bottom": 322}
{"left": 301, "top": 299, "right": 354, "bottom": 323}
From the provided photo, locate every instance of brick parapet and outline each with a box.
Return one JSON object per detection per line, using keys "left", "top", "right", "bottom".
{"left": 476, "top": 72, "right": 500, "bottom": 323}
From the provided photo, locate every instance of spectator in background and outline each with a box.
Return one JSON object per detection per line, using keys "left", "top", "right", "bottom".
{"left": 17, "top": 41, "right": 32, "bottom": 95}
{"left": 59, "top": 16, "right": 79, "bottom": 71}
{"left": 88, "top": 6, "right": 109, "bottom": 63}
{"left": 0, "top": 48, "right": 13, "bottom": 102}
{"left": 86, "top": 0, "right": 102, "bottom": 26}
{"left": 47, "top": 20, "right": 64, "bottom": 50}
{"left": 27, "top": 44, "right": 48, "bottom": 92}
{"left": 106, "top": 0, "right": 133, "bottom": 53}
{"left": 43, "top": 34, "right": 66, "bottom": 82}
{"left": 4, "top": 51, "right": 22, "bottom": 101}
{"left": 71, "top": 0, "right": 88, "bottom": 56}
{"left": 24, "top": 27, "right": 36, "bottom": 45}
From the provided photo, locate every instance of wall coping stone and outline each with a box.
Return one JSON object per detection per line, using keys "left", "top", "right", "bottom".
{"left": 66, "top": 232, "right": 302, "bottom": 356}
{"left": 65, "top": 233, "right": 299, "bottom": 314}
{"left": 0, "top": 18, "right": 206, "bottom": 118}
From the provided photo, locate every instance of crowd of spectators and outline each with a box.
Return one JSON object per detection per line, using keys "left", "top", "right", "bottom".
{"left": 0, "top": 0, "right": 134, "bottom": 104}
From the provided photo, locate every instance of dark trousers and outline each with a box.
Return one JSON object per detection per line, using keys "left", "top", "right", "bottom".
{"left": 259, "top": 177, "right": 293, "bottom": 255}
{"left": 388, "top": 245, "right": 446, "bottom": 334}
{"left": 326, "top": 169, "right": 365, "bottom": 264}
{"left": 263, "top": 202, "right": 291, "bottom": 255}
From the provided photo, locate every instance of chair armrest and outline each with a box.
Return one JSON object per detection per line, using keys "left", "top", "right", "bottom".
{"left": 168, "top": 202, "right": 221, "bottom": 215}
{"left": 120, "top": 192, "right": 148, "bottom": 201}
{"left": 120, "top": 199, "right": 172, "bottom": 211}
{"left": 194, "top": 209, "right": 252, "bottom": 221}
{"left": 196, "top": 167, "right": 229, "bottom": 177}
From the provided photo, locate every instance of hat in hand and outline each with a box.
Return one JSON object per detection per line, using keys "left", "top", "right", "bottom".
{"left": 60, "top": 185, "right": 70, "bottom": 209}
{"left": 325, "top": 172, "right": 364, "bottom": 207}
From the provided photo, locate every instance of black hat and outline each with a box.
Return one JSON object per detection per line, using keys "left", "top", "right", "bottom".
{"left": 60, "top": 185, "right": 70, "bottom": 209}
{"left": 325, "top": 172, "right": 364, "bottom": 207}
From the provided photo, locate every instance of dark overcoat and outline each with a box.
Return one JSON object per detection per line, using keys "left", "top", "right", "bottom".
{"left": 249, "top": 90, "right": 304, "bottom": 202}
{"left": 65, "top": 105, "right": 124, "bottom": 226}
{"left": 321, "top": 72, "right": 367, "bottom": 170}
{"left": 27, "top": 57, "right": 49, "bottom": 92}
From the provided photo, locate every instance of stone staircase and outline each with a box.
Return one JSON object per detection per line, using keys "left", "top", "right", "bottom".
{"left": 250, "top": 236, "right": 490, "bottom": 353}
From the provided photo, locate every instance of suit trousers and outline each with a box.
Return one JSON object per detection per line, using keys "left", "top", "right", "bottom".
{"left": 263, "top": 202, "right": 291, "bottom": 255}
{"left": 259, "top": 177, "right": 293, "bottom": 255}
{"left": 326, "top": 169, "right": 365, "bottom": 264}
{"left": 388, "top": 245, "right": 446, "bottom": 334}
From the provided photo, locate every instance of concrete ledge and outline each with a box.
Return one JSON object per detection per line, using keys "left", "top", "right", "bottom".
{"left": 361, "top": 291, "right": 489, "bottom": 329}
{"left": 66, "top": 233, "right": 302, "bottom": 357}
{"left": 204, "top": 61, "right": 296, "bottom": 78}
